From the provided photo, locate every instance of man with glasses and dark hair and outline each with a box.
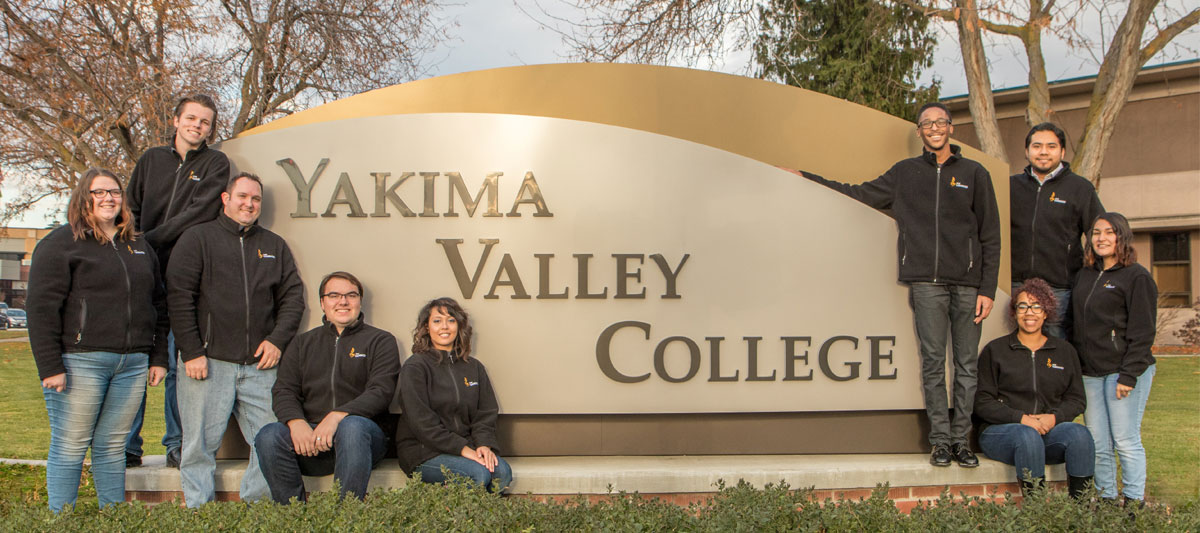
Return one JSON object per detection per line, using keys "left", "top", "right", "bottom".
{"left": 797, "top": 102, "right": 1001, "bottom": 469}
{"left": 1010, "top": 122, "right": 1104, "bottom": 340}
{"left": 125, "top": 94, "right": 230, "bottom": 469}
{"left": 168, "top": 172, "right": 305, "bottom": 507}
{"left": 254, "top": 271, "right": 401, "bottom": 503}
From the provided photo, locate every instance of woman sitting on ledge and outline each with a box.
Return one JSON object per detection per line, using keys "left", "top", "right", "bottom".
{"left": 974, "top": 278, "right": 1093, "bottom": 498}
{"left": 395, "top": 297, "right": 512, "bottom": 493}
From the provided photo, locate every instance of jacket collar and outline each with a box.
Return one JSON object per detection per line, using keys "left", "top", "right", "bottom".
{"left": 1023, "top": 161, "right": 1071, "bottom": 184}
{"left": 921, "top": 144, "right": 962, "bottom": 167}
{"left": 170, "top": 138, "right": 209, "bottom": 161}
{"left": 1005, "top": 330, "right": 1060, "bottom": 351}
{"left": 322, "top": 313, "right": 366, "bottom": 336}
{"left": 216, "top": 212, "right": 258, "bottom": 237}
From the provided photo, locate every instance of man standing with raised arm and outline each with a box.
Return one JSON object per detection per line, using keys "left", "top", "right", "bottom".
{"left": 125, "top": 94, "right": 230, "bottom": 469}
{"left": 255, "top": 271, "right": 401, "bottom": 503}
{"left": 799, "top": 103, "right": 1001, "bottom": 468}
{"left": 1010, "top": 122, "right": 1104, "bottom": 340}
{"left": 169, "top": 172, "right": 304, "bottom": 507}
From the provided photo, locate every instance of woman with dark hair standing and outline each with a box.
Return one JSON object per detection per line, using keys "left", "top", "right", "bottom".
{"left": 975, "top": 278, "right": 1092, "bottom": 498}
{"left": 1072, "top": 212, "right": 1157, "bottom": 506}
{"left": 28, "top": 168, "right": 169, "bottom": 511}
{"left": 395, "top": 297, "right": 512, "bottom": 492}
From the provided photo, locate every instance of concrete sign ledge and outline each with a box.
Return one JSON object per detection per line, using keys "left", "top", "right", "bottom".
{"left": 126, "top": 454, "right": 1063, "bottom": 502}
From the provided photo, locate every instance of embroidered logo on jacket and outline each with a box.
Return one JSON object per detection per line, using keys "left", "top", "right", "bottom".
{"left": 348, "top": 348, "right": 366, "bottom": 358}
{"left": 463, "top": 377, "right": 479, "bottom": 387}
{"left": 1049, "top": 192, "right": 1067, "bottom": 204}
{"left": 949, "top": 177, "right": 969, "bottom": 189}
{"left": 126, "top": 245, "right": 146, "bottom": 255}
{"left": 257, "top": 249, "right": 276, "bottom": 259}
{"left": 1104, "top": 282, "right": 1117, "bottom": 289}
{"left": 1046, "top": 358, "right": 1064, "bottom": 370}
{"left": 188, "top": 171, "right": 200, "bottom": 181}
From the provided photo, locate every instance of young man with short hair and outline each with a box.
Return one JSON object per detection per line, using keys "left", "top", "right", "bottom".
{"left": 125, "top": 94, "right": 230, "bottom": 468}
{"left": 255, "top": 271, "right": 401, "bottom": 503}
{"left": 799, "top": 102, "right": 1001, "bottom": 468}
{"left": 169, "top": 172, "right": 305, "bottom": 506}
{"left": 1010, "top": 122, "right": 1104, "bottom": 340}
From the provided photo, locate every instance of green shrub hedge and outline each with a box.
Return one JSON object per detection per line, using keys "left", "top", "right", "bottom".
{"left": 1, "top": 480, "right": 1196, "bottom": 532}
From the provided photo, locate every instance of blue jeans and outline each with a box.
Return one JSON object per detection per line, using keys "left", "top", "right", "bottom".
{"left": 1083, "top": 365, "right": 1155, "bottom": 500}
{"left": 416, "top": 453, "right": 513, "bottom": 494}
{"left": 1011, "top": 283, "right": 1070, "bottom": 340}
{"left": 910, "top": 283, "right": 981, "bottom": 445}
{"left": 126, "top": 331, "right": 182, "bottom": 456}
{"left": 255, "top": 416, "right": 387, "bottom": 503}
{"left": 43, "top": 352, "right": 147, "bottom": 512}
{"left": 177, "top": 358, "right": 276, "bottom": 507}
{"left": 979, "top": 422, "right": 1094, "bottom": 481}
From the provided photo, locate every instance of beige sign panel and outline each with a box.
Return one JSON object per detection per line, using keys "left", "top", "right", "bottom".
{"left": 222, "top": 109, "right": 1010, "bottom": 415}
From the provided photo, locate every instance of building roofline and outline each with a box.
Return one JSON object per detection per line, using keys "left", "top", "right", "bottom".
{"left": 940, "top": 58, "right": 1199, "bottom": 104}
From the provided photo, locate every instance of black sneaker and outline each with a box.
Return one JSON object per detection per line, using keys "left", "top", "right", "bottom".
{"left": 951, "top": 443, "right": 979, "bottom": 468}
{"left": 125, "top": 452, "right": 142, "bottom": 468}
{"left": 166, "top": 447, "right": 181, "bottom": 469}
{"left": 930, "top": 443, "right": 952, "bottom": 467}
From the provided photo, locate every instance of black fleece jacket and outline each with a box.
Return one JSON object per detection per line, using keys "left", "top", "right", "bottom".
{"left": 272, "top": 316, "right": 401, "bottom": 425}
{"left": 28, "top": 226, "right": 169, "bottom": 379}
{"left": 167, "top": 214, "right": 305, "bottom": 364}
{"left": 1071, "top": 262, "right": 1157, "bottom": 387}
{"left": 802, "top": 145, "right": 1001, "bottom": 298}
{"left": 1010, "top": 163, "right": 1104, "bottom": 288}
{"left": 126, "top": 141, "right": 229, "bottom": 269}
{"left": 395, "top": 350, "right": 500, "bottom": 474}
{"left": 974, "top": 332, "right": 1086, "bottom": 432}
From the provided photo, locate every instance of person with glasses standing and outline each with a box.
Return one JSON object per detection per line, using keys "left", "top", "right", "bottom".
{"left": 796, "top": 102, "right": 1001, "bottom": 468}
{"left": 1072, "top": 212, "right": 1157, "bottom": 507}
{"left": 125, "top": 94, "right": 230, "bottom": 469}
{"left": 168, "top": 172, "right": 305, "bottom": 506}
{"left": 1010, "top": 123, "right": 1104, "bottom": 341}
{"left": 255, "top": 271, "right": 400, "bottom": 503}
{"left": 28, "top": 169, "right": 170, "bottom": 511}
{"left": 974, "top": 277, "right": 1093, "bottom": 498}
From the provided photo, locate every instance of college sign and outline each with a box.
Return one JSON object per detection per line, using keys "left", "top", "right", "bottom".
{"left": 222, "top": 64, "right": 1011, "bottom": 453}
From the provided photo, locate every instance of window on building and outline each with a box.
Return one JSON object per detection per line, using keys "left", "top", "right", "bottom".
{"left": 1152, "top": 232, "right": 1191, "bottom": 307}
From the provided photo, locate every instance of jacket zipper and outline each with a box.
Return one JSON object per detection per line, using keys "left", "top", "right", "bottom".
{"left": 444, "top": 356, "right": 464, "bottom": 433}
{"left": 1029, "top": 349, "right": 1039, "bottom": 413}
{"left": 1110, "top": 330, "right": 1118, "bottom": 350}
{"left": 967, "top": 238, "right": 974, "bottom": 272}
{"left": 75, "top": 299, "right": 87, "bottom": 344}
{"left": 111, "top": 240, "right": 133, "bottom": 352}
{"left": 933, "top": 165, "right": 942, "bottom": 282}
{"left": 163, "top": 159, "right": 184, "bottom": 220}
{"left": 331, "top": 335, "right": 340, "bottom": 411}
{"left": 1080, "top": 271, "right": 1106, "bottom": 353}
{"left": 203, "top": 314, "right": 213, "bottom": 348}
{"left": 1030, "top": 183, "right": 1043, "bottom": 273}
{"left": 239, "top": 235, "right": 251, "bottom": 358}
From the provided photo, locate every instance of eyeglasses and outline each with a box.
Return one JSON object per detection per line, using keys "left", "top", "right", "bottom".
{"left": 89, "top": 189, "right": 123, "bottom": 199}
{"left": 917, "top": 119, "right": 952, "bottom": 130}
{"left": 322, "top": 291, "right": 361, "bottom": 301}
{"left": 1016, "top": 303, "right": 1044, "bottom": 314}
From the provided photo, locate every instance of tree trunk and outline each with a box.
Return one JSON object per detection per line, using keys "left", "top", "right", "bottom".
{"left": 955, "top": 0, "right": 1008, "bottom": 164}
{"left": 1072, "top": 0, "right": 1157, "bottom": 187}
{"left": 1022, "top": 1, "right": 1052, "bottom": 128}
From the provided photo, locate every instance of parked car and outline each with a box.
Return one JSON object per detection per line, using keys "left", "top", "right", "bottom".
{"left": 4, "top": 309, "right": 26, "bottom": 328}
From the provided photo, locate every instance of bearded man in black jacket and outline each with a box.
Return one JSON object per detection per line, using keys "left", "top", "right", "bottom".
{"left": 255, "top": 271, "right": 401, "bottom": 503}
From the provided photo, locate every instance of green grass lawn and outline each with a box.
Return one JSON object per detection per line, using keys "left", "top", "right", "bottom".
{"left": 0, "top": 330, "right": 30, "bottom": 340}
{"left": 0, "top": 340, "right": 1195, "bottom": 507}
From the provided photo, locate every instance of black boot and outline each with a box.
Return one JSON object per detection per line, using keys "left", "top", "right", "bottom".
{"left": 1068, "top": 475, "right": 1092, "bottom": 500}
{"left": 1019, "top": 477, "right": 1045, "bottom": 498}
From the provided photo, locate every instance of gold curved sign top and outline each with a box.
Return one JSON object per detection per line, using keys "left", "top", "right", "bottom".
{"left": 239, "top": 63, "right": 1009, "bottom": 188}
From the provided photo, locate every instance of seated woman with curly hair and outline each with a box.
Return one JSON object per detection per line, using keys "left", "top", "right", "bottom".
{"left": 974, "top": 277, "right": 1093, "bottom": 498}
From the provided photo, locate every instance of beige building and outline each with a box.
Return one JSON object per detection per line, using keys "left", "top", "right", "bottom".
{"left": 0, "top": 227, "right": 55, "bottom": 307}
{"left": 945, "top": 60, "right": 1200, "bottom": 341}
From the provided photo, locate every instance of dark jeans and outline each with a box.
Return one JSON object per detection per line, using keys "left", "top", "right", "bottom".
{"left": 254, "top": 415, "right": 386, "bottom": 504}
{"left": 416, "top": 453, "right": 513, "bottom": 494}
{"left": 1011, "top": 282, "right": 1071, "bottom": 341}
{"left": 910, "top": 283, "right": 981, "bottom": 446}
{"left": 126, "top": 331, "right": 182, "bottom": 456}
{"left": 979, "top": 422, "right": 1094, "bottom": 480}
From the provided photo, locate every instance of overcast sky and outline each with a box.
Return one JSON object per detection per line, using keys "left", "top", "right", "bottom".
{"left": 6, "top": 1, "right": 1198, "bottom": 228}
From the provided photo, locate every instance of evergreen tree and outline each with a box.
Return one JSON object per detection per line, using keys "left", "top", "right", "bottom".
{"left": 753, "top": 0, "right": 939, "bottom": 121}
